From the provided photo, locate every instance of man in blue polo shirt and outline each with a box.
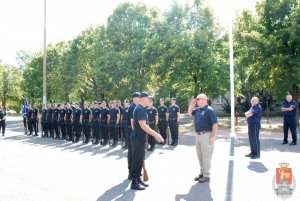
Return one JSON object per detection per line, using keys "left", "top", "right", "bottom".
{"left": 188, "top": 93, "right": 218, "bottom": 183}
{"left": 281, "top": 95, "right": 297, "bottom": 145}
{"left": 245, "top": 97, "right": 262, "bottom": 159}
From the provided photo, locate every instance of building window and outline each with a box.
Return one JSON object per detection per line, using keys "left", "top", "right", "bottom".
{"left": 216, "top": 95, "right": 223, "bottom": 104}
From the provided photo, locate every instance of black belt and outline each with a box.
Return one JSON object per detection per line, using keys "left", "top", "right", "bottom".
{"left": 196, "top": 131, "right": 211, "bottom": 135}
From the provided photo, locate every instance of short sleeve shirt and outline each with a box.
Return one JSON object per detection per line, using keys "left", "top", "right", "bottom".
{"left": 59, "top": 108, "right": 66, "bottom": 119}
{"left": 42, "top": 109, "right": 47, "bottom": 120}
{"left": 158, "top": 105, "right": 168, "bottom": 120}
{"left": 52, "top": 109, "right": 59, "bottom": 120}
{"left": 65, "top": 108, "right": 73, "bottom": 119}
{"left": 101, "top": 108, "right": 109, "bottom": 122}
{"left": 82, "top": 108, "right": 91, "bottom": 120}
{"left": 0, "top": 110, "right": 6, "bottom": 120}
{"left": 247, "top": 104, "right": 262, "bottom": 123}
{"left": 168, "top": 105, "right": 180, "bottom": 119}
{"left": 282, "top": 101, "right": 297, "bottom": 116}
{"left": 128, "top": 103, "right": 137, "bottom": 127}
{"left": 109, "top": 108, "right": 120, "bottom": 122}
{"left": 73, "top": 108, "right": 82, "bottom": 121}
{"left": 146, "top": 107, "right": 158, "bottom": 124}
{"left": 92, "top": 108, "right": 101, "bottom": 120}
{"left": 192, "top": 105, "right": 218, "bottom": 132}
{"left": 47, "top": 108, "right": 53, "bottom": 120}
{"left": 133, "top": 104, "right": 148, "bottom": 137}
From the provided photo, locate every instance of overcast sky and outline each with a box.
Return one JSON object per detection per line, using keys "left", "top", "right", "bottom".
{"left": 0, "top": 0, "right": 257, "bottom": 66}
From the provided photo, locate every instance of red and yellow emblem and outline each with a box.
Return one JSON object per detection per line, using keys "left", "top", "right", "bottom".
{"left": 276, "top": 163, "right": 292, "bottom": 185}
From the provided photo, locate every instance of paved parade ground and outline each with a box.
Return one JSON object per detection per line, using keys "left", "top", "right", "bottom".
{"left": 0, "top": 115, "right": 300, "bottom": 201}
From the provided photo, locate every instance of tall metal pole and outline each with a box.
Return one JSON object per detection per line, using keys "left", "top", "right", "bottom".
{"left": 229, "top": 7, "right": 235, "bottom": 137}
{"left": 42, "top": 0, "right": 47, "bottom": 105}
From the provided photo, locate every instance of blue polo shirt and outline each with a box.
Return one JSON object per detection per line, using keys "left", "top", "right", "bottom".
{"left": 133, "top": 104, "right": 148, "bottom": 138}
{"left": 247, "top": 104, "right": 262, "bottom": 123}
{"left": 282, "top": 101, "right": 297, "bottom": 116}
{"left": 192, "top": 105, "right": 218, "bottom": 132}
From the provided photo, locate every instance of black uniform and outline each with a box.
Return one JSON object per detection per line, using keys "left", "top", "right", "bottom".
{"left": 127, "top": 103, "right": 137, "bottom": 174}
{"left": 59, "top": 108, "right": 66, "bottom": 140}
{"left": 27, "top": 108, "right": 34, "bottom": 135}
{"left": 121, "top": 106, "right": 129, "bottom": 147}
{"left": 46, "top": 108, "right": 53, "bottom": 138}
{"left": 73, "top": 107, "right": 82, "bottom": 143}
{"left": 146, "top": 107, "right": 158, "bottom": 150}
{"left": 41, "top": 108, "right": 47, "bottom": 137}
{"left": 33, "top": 108, "right": 39, "bottom": 134}
{"left": 100, "top": 108, "right": 109, "bottom": 144}
{"left": 118, "top": 105, "right": 123, "bottom": 139}
{"left": 130, "top": 104, "right": 148, "bottom": 183}
{"left": 52, "top": 108, "right": 59, "bottom": 139}
{"left": 168, "top": 105, "right": 180, "bottom": 145}
{"left": 65, "top": 108, "right": 73, "bottom": 141}
{"left": 0, "top": 109, "right": 6, "bottom": 136}
{"left": 91, "top": 107, "right": 101, "bottom": 144}
{"left": 109, "top": 107, "right": 120, "bottom": 146}
{"left": 82, "top": 108, "right": 92, "bottom": 143}
{"left": 158, "top": 105, "right": 168, "bottom": 143}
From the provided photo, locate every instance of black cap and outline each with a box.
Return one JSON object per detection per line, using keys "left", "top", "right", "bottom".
{"left": 98, "top": 102, "right": 102, "bottom": 104}
{"left": 132, "top": 92, "right": 140, "bottom": 98}
{"left": 93, "top": 101, "right": 98, "bottom": 104}
{"left": 171, "top": 97, "right": 176, "bottom": 101}
{"left": 124, "top": 99, "right": 130, "bottom": 103}
{"left": 139, "top": 91, "right": 153, "bottom": 98}
{"left": 57, "top": 104, "right": 61, "bottom": 107}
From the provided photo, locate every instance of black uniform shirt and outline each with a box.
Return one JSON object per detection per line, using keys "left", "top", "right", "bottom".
{"left": 52, "top": 109, "right": 59, "bottom": 120}
{"left": 92, "top": 108, "right": 101, "bottom": 120}
{"left": 109, "top": 108, "right": 120, "bottom": 123}
{"left": 33, "top": 108, "right": 39, "bottom": 119}
{"left": 65, "top": 108, "right": 72, "bottom": 120}
{"left": 133, "top": 104, "right": 148, "bottom": 139}
{"left": 0, "top": 110, "right": 6, "bottom": 120}
{"left": 59, "top": 108, "right": 66, "bottom": 120}
{"left": 158, "top": 105, "right": 168, "bottom": 121}
{"left": 73, "top": 108, "right": 81, "bottom": 121}
{"left": 41, "top": 109, "right": 47, "bottom": 120}
{"left": 168, "top": 105, "right": 180, "bottom": 119}
{"left": 27, "top": 109, "right": 34, "bottom": 118}
{"left": 146, "top": 107, "right": 157, "bottom": 124}
{"left": 101, "top": 108, "right": 109, "bottom": 122}
{"left": 128, "top": 103, "right": 137, "bottom": 128}
{"left": 47, "top": 108, "right": 53, "bottom": 120}
{"left": 82, "top": 108, "right": 91, "bottom": 120}
{"left": 122, "top": 107, "right": 129, "bottom": 123}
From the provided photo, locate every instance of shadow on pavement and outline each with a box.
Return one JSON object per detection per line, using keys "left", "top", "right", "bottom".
{"left": 247, "top": 161, "right": 268, "bottom": 173}
{"left": 175, "top": 183, "right": 213, "bottom": 201}
{"left": 96, "top": 179, "right": 135, "bottom": 201}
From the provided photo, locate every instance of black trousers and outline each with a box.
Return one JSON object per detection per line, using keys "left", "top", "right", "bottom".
{"left": 59, "top": 119, "right": 65, "bottom": 138}
{"left": 130, "top": 132, "right": 146, "bottom": 179}
{"left": 41, "top": 119, "right": 47, "bottom": 136}
{"left": 158, "top": 121, "right": 167, "bottom": 141}
{"left": 65, "top": 119, "right": 72, "bottom": 140}
{"left": 28, "top": 119, "right": 34, "bottom": 134}
{"left": 101, "top": 123, "right": 108, "bottom": 141}
{"left": 148, "top": 123, "right": 156, "bottom": 147}
{"left": 169, "top": 121, "right": 179, "bottom": 144}
{"left": 82, "top": 120, "right": 91, "bottom": 141}
{"left": 109, "top": 123, "right": 118, "bottom": 142}
{"left": 127, "top": 127, "right": 133, "bottom": 172}
{"left": 283, "top": 115, "right": 297, "bottom": 143}
{"left": 52, "top": 120, "right": 59, "bottom": 138}
{"left": 248, "top": 122, "right": 261, "bottom": 157}
{"left": 46, "top": 119, "right": 53, "bottom": 137}
{"left": 73, "top": 121, "right": 81, "bottom": 140}
{"left": 0, "top": 120, "right": 5, "bottom": 134}
{"left": 23, "top": 117, "right": 27, "bottom": 131}
{"left": 92, "top": 119, "right": 100, "bottom": 140}
{"left": 120, "top": 124, "right": 126, "bottom": 143}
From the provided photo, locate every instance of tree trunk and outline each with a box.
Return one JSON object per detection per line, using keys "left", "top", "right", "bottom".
{"left": 2, "top": 94, "right": 6, "bottom": 108}
{"left": 193, "top": 74, "right": 199, "bottom": 98}
{"left": 290, "top": 84, "right": 299, "bottom": 126}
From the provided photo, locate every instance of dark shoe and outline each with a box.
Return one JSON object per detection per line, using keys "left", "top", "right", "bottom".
{"left": 111, "top": 141, "right": 117, "bottom": 147}
{"left": 93, "top": 140, "right": 99, "bottom": 145}
{"left": 245, "top": 153, "right": 253, "bottom": 157}
{"left": 131, "top": 179, "right": 145, "bottom": 190}
{"left": 138, "top": 178, "right": 149, "bottom": 187}
{"left": 250, "top": 156, "right": 260, "bottom": 159}
{"left": 282, "top": 141, "right": 288, "bottom": 145}
{"left": 102, "top": 140, "right": 108, "bottom": 146}
{"left": 33, "top": 134, "right": 38, "bottom": 137}
{"left": 173, "top": 142, "right": 178, "bottom": 146}
{"left": 194, "top": 174, "right": 203, "bottom": 181}
{"left": 198, "top": 176, "right": 210, "bottom": 183}
{"left": 289, "top": 142, "right": 297, "bottom": 145}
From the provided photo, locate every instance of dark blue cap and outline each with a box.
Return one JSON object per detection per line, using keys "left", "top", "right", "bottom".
{"left": 132, "top": 92, "right": 140, "bottom": 98}
{"left": 139, "top": 91, "right": 153, "bottom": 98}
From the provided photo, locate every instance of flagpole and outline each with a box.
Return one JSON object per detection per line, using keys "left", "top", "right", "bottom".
{"left": 229, "top": 3, "right": 235, "bottom": 137}
{"left": 42, "top": 0, "right": 47, "bottom": 105}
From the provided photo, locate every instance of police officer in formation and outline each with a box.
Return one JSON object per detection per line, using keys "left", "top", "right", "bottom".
{"left": 73, "top": 103, "right": 82, "bottom": 143}
{"left": 158, "top": 98, "right": 168, "bottom": 144}
{"left": 26, "top": 104, "right": 35, "bottom": 136}
{"left": 41, "top": 104, "right": 47, "bottom": 137}
{"left": 146, "top": 98, "right": 158, "bottom": 151}
{"left": 121, "top": 99, "right": 130, "bottom": 149}
{"left": 46, "top": 103, "right": 53, "bottom": 138}
{"left": 82, "top": 102, "right": 92, "bottom": 143}
{"left": 100, "top": 101, "right": 110, "bottom": 145}
{"left": 109, "top": 101, "right": 120, "bottom": 147}
{"left": 65, "top": 103, "right": 73, "bottom": 141}
{"left": 281, "top": 95, "right": 298, "bottom": 145}
{"left": 52, "top": 104, "right": 59, "bottom": 139}
{"left": 117, "top": 100, "right": 124, "bottom": 143}
{"left": 32, "top": 103, "right": 39, "bottom": 135}
{"left": 0, "top": 106, "right": 7, "bottom": 136}
{"left": 58, "top": 104, "right": 66, "bottom": 140}
{"left": 167, "top": 98, "right": 180, "bottom": 146}
{"left": 91, "top": 101, "right": 101, "bottom": 144}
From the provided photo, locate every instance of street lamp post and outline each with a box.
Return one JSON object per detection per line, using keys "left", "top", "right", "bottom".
{"left": 42, "top": 0, "right": 47, "bottom": 105}
{"left": 229, "top": 4, "right": 235, "bottom": 137}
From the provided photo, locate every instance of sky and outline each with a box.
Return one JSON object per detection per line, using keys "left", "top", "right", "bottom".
{"left": 0, "top": 0, "right": 257, "bottom": 66}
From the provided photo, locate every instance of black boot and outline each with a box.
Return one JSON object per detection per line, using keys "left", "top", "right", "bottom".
{"left": 131, "top": 178, "right": 145, "bottom": 190}
{"left": 138, "top": 178, "right": 149, "bottom": 187}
